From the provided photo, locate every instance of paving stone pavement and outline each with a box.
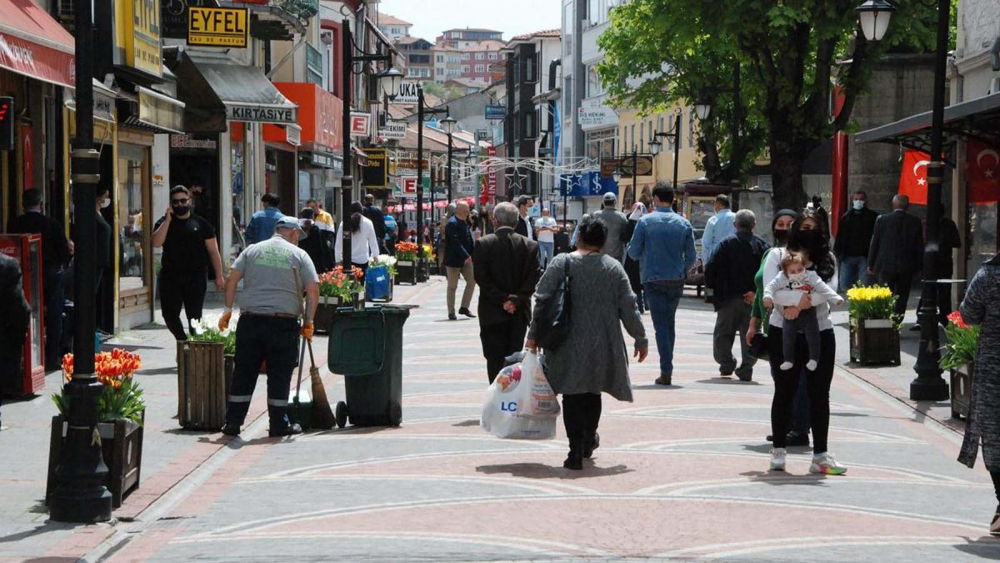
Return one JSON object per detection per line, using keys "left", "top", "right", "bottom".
{"left": 3, "top": 278, "right": 1000, "bottom": 562}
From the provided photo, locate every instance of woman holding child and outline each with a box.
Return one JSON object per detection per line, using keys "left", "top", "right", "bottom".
{"left": 759, "top": 209, "right": 846, "bottom": 475}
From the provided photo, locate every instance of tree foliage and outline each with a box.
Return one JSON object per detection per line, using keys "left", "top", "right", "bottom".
{"left": 598, "top": 0, "right": 939, "bottom": 209}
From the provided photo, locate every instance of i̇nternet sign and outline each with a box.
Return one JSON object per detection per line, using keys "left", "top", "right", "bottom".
{"left": 188, "top": 7, "right": 248, "bottom": 48}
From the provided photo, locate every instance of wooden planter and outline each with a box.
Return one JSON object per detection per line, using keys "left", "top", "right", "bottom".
{"left": 177, "top": 342, "right": 234, "bottom": 431}
{"left": 849, "top": 318, "right": 900, "bottom": 366}
{"left": 46, "top": 410, "right": 145, "bottom": 509}
{"left": 315, "top": 294, "right": 365, "bottom": 333}
{"left": 396, "top": 260, "right": 419, "bottom": 285}
{"left": 951, "top": 362, "right": 974, "bottom": 419}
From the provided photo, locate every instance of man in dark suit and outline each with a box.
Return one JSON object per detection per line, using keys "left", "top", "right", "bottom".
{"left": 362, "top": 194, "right": 387, "bottom": 253}
{"left": 513, "top": 195, "right": 534, "bottom": 240}
{"left": 444, "top": 202, "right": 476, "bottom": 321}
{"left": 474, "top": 201, "right": 542, "bottom": 383}
{"left": 868, "top": 194, "right": 924, "bottom": 321}
{"left": 8, "top": 189, "right": 72, "bottom": 369}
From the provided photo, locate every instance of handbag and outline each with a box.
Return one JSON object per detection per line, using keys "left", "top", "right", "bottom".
{"left": 535, "top": 259, "right": 572, "bottom": 351}
{"left": 748, "top": 331, "right": 769, "bottom": 361}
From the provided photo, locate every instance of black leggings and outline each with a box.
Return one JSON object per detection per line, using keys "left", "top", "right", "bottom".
{"left": 992, "top": 471, "right": 1000, "bottom": 506}
{"left": 562, "top": 393, "right": 602, "bottom": 442}
{"left": 768, "top": 326, "right": 836, "bottom": 453}
{"left": 160, "top": 271, "right": 208, "bottom": 341}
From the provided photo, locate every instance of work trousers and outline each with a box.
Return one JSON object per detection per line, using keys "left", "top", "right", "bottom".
{"left": 877, "top": 271, "right": 915, "bottom": 321}
{"left": 480, "top": 318, "right": 528, "bottom": 384}
{"left": 160, "top": 271, "right": 208, "bottom": 341}
{"left": 768, "top": 326, "right": 835, "bottom": 453}
{"left": 712, "top": 296, "right": 755, "bottom": 379}
{"left": 563, "top": 393, "right": 602, "bottom": 444}
{"left": 225, "top": 315, "right": 299, "bottom": 431}
{"left": 446, "top": 263, "right": 475, "bottom": 315}
{"left": 644, "top": 281, "right": 684, "bottom": 376}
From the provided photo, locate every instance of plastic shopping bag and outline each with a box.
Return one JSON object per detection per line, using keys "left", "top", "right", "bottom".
{"left": 365, "top": 265, "right": 391, "bottom": 300}
{"left": 517, "top": 351, "right": 560, "bottom": 420}
{"left": 480, "top": 357, "right": 556, "bottom": 440}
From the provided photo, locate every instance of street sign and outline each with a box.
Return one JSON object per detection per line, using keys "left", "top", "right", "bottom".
{"left": 361, "top": 148, "right": 388, "bottom": 188}
{"left": 393, "top": 81, "right": 421, "bottom": 104}
{"left": 475, "top": 129, "right": 489, "bottom": 141}
{"left": 350, "top": 112, "right": 371, "bottom": 137}
{"left": 485, "top": 105, "right": 506, "bottom": 120}
{"left": 0, "top": 97, "right": 13, "bottom": 151}
{"left": 402, "top": 176, "right": 418, "bottom": 194}
{"left": 600, "top": 156, "right": 653, "bottom": 178}
{"left": 187, "top": 7, "right": 248, "bottom": 48}
{"left": 379, "top": 120, "right": 406, "bottom": 140}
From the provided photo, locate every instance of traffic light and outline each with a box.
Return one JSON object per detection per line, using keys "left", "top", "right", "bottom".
{"left": 0, "top": 97, "right": 13, "bottom": 151}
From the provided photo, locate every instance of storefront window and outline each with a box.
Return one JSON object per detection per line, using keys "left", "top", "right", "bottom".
{"left": 968, "top": 202, "right": 998, "bottom": 277}
{"left": 117, "top": 148, "right": 149, "bottom": 293}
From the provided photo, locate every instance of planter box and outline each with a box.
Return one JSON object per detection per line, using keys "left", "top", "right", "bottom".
{"left": 951, "top": 362, "right": 974, "bottom": 419}
{"left": 315, "top": 294, "right": 364, "bottom": 334}
{"left": 849, "top": 318, "right": 900, "bottom": 366}
{"left": 417, "top": 258, "right": 430, "bottom": 282}
{"left": 396, "top": 260, "right": 419, "bottom": 285}
{"left": 177, "top": 342, "right": 234, "bottom": 431}
{"left": 46, "top": 410, "right": 144, "bottom": 509}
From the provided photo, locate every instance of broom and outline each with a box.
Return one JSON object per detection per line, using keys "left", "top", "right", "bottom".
{"left": 308, "top": 340, "right": 337, "bottom": 429}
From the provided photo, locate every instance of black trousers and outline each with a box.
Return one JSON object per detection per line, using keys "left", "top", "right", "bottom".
{"left": 562, "top": 393, "right": 602, "bottom": 442}
{"left": 160, "top": 271, "right": 208, "bottom": 341}
{"left": 225, "top": 315, "right": 300, "bottom": 429}
{"left": 877, "top": 271, "right": 914, "bottom": 320}
{"left": 768, "top": 326, "right": 835, "bottom": 453}
{"left": 992, "top": 471, "right": 1000, "bottom": 506}
{"left": 480, "top": 318, "right": 528, "bottom": 384}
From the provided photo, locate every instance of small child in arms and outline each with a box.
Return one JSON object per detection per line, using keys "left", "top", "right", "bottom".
{"left": 763, "top": 252, "right": 843, "bottom": 371}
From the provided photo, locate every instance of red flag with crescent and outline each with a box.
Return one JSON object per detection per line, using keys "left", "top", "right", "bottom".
{"left": 968, "top": 140, "right": 1000, "bottom": 204}
{"left": 898, "top": 150, "right": 930, "bottom": 205}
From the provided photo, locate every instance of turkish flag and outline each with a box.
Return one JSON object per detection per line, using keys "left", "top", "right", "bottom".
{"left": 968, "top": 140, "right": 1000, "bottom": 204}
{"left": 898, "top": 150, "right": 930, "bottom": 205}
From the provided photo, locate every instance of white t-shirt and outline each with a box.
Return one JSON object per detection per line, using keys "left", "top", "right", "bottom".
{"left": 335, "top": 215, "right": 382, "bottom": 265}
{"left": 535, "top": 216, "right": 557, "bottom": 243}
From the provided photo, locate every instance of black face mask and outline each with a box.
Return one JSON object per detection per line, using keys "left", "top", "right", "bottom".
{"left": 773, "top": 229, "right": 789, "bottom": 246}
{"left": 172, "top": 204, "right": 191, "bottom": 216}
{"left": 795, "top": 229, "right": 823, "bottom": 250}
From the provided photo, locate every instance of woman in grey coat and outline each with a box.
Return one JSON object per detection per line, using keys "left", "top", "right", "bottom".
{"left": 526, "top": 219, "right": 648, "bottom": 470}
{"left": 958, "top": 253, "right": 1000, "bottom": 535}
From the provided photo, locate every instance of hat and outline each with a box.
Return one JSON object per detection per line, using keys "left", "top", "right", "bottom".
{"left": 603, "top": 192, "right": 617, "bottom": 203}
{"left": 274, "top": 216, "right": 307, "bottom": 239}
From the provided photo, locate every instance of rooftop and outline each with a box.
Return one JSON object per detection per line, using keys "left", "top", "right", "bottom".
{"left": 460, "top": 40, "right": 506, "bottom": 52}
{"left": 376, "top": 12, "right": 411, "bottom": 27}
{"left": 509, "top": 29, "right": 561, "bottom": 42}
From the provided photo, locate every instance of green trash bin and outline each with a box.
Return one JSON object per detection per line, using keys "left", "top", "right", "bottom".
{"left": 327, "top": 304, "right": 412, "bottom": 427}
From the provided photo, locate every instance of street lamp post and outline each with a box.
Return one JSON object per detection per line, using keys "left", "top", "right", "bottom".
{"left": 49, "top": 0, "right": 113, "bottom": 523}
{"left": 858, "top": 0, "right": 950, "bottom": 401}
{"left": 649, "top": 113, "right": 683, "bottom": 191}
{"left": 416, "top": 85, "right": 449, "bottom": 259}
{"left": 441, "top": 116, "right": 457, "bottom": 202}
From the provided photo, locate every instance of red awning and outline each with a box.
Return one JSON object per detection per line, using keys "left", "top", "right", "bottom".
{"left": 0, "top": 0, "right": 75, "bottom": 87}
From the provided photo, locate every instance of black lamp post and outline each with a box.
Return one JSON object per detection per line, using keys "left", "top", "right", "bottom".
{"left": 340, "top": 19, "right": 401, "bottom": 269}
{"left": 49, "top": 0, "right": 113, "bottom": 523}
{"left": 415, "top": 85, "right": 449, "bottom": 258}
{"left": 441, "top": 116, "right": 457, "bottom": 202}
{"left": 857, "top": 0, "right": 950, "bottom": 401}
{"left": 649, "top": 112, "right": 683, "bottom": 191}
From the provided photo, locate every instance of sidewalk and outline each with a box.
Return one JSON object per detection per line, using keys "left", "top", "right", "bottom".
{"left": 0, "top": 282, "right": 431, "bottom": 560}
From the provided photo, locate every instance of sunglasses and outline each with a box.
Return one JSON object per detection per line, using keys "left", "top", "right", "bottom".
{"left": 172, "top": 198, "right": 191, "bottom": 204}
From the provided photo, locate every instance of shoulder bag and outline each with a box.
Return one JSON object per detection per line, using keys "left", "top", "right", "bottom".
{"left": 536, "top": 258, "right": 572, "bottom": 351}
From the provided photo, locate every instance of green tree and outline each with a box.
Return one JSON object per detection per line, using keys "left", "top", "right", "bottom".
{"left": 598, "top": 0, "right": 937, "bottom": 209}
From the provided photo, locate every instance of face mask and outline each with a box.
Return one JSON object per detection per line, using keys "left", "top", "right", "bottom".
{"left": 773, "top": 229, "right": 789, "bottom": 246}
{"left": 100, "top": 198, "right": 111, "bottom": 209}
{"left": 172, "top": 204, "right": 191, "bottom": 216}
{"left": 788, "top": 270, "right": 807, "bottom": 282}
{"left": 795, "top": 229, "right": 822, "bottom": 250}
{"left": 853, "top": 200, "right": 865, "bottom": 211}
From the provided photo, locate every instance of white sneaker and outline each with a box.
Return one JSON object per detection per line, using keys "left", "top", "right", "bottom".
{"left": 769, "top": 448, "right": 786, "bottom": 471}
{"left": 806, "top": 360, "right": 818, "bottom": 371}
{"left": 810, "top": 452, "right": 847, "bottom": 475}
{"left": 991, "top": 511, "right": 1000, "bottom": 536}
{"left": 779, "top": 361, "right": 793, "bottom": 371}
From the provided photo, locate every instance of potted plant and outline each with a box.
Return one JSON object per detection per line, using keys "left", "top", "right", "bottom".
{"left": 48, "top": 349, "right": 145, "bottom": 509}
{"left": 368, "top": 254, "right": 397, "bottom": 302}
{"left": 316, "top": 265, "right": 365, "bottom": 332}
{"left": 420, "top": 243, "right": 435, "bottom": 281}
{"left": 847, "top": 284, "right": 900, "bottom": 366}
{"left": 941, "top": 310, "right": 979, "bottom": 419}
{"left": 173, "top": 316, "right": 238, "bottom": 431}
{"left": 395, "top": 241, "right": 420, "bottom": 285}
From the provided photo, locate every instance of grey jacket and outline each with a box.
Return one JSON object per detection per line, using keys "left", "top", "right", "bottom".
{"left": 528, "top": 252, "right": 647, "bottom": 401}
{"left": 594, "top": 208, "right": 630, "bottom": 260}
{"left": 959, "top": 255, "right": 1000, "bottom": 471}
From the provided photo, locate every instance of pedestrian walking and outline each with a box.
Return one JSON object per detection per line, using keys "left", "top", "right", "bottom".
{"left": 514, "top": 195, "right": 534, "bottom": 240}
{"left": 762, "top": 209, "right": 846, "bottom": 475}
{"left": 867, "top": 194, "right": 923, "bottom": 323}
{"left": 245, "top": 193, "right": 285, "bottom": 245}
{"left": 700, "top": 194, "right": 736, "bottom": 265}
{"left": 219, "top": 217, "right": 319, "bottom": 438}
{"left": 594, "top": 192, "right": 629, "bottom": 261}
{"left": 833, "top": 190, "right": 878, "bottom": 290}
{"left": 8, "top": 189, "right": 72, "bottom": 369}
{"left": 535, "top": 207, "right": 558, "bottom": 268}
{"left": 570, "top": 213, "right": 592, "bottom": 249}
{"left": 473, "top": 202, "right": 542, "bottom": 383}
{"left": 0, "top": 252, "right": 30, "bottom": 428}
{"left": 624, "top": 202, "right": 646, "bottom": 313}
{"left": 526, "top": 219, "right": 648, "bottom": 470}
{"left": 445, "top": 202, "right": 477, "bottom": 321}
{"left": 626, "top": 183, "right": 696, "bottom": 386}
{"left": 362, "top": 194, "right": 388, "bottom": 254}
{"left": 152, "top": 186, "right": 225, "bottom": 341}
{"left": 335, "top": 202, "right": 381, "bottom": 273}
{"left": 913, "top": 202, "right": 962, "bottom": 330}
{"left": 705, "top": 209, "right": 770, "bottom": 381}
{"left": 297, "top": 208, "right": 335, "bottom": 273}
{"left": 307, "top": 199, "right": 336, "bottom": 246}
{"left": 956, "top": 250, "right": 1000, "bottom": 535}
{"left": 94, "top": 185, "right": 113, "bottom": 290}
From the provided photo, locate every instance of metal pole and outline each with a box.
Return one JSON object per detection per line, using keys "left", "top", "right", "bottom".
{"left": 673, "top": 114, "right": 681, "bottom": 190}
{"left": 632, "top": 147, "right": 637, "bottom": 208}
{"left": 910, "top": 0, "right": 951, "bottom": 401}
{"left": 447, "top": 133, "right": 453, "bottom": 203}
{"left": 417, "top": 86, "right": 425, "bottom": 256}
{"left": 430, "top": 159, "right": 436, "bottom": 248}
{"left": 50, "top": 0, "right": 112, "bottom": 523}
{"left": 340, "top": 19, "right": 353, "bottom": 269}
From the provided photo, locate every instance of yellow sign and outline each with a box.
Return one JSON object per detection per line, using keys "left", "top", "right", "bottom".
{"left": 116, "top": 0, "right": 163, "bottom": 78}
{"left": 188, "top": 7, "right": 248, "bottom": 48}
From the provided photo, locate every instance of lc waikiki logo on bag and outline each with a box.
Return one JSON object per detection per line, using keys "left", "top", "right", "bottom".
{"left": 480, "top": 352, "right": 557, "bottom": 440}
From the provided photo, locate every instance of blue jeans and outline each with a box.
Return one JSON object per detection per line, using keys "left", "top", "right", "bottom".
{"left": 538, "top": 241, "right": 554, "bottom": 268}
{"left": 644, "top": 281, "right": 684, "bottom": 376}
{"left": 839, "top": 255, "right": 871, "bottom": 290}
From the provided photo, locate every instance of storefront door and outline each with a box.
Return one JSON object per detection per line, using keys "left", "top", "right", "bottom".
{"left": 117, "top": 142, "right": 152, "bottom": 318}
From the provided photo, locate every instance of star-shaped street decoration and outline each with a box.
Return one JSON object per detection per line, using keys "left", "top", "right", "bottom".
{"left": 505, "top": 167, "right": 527, "bottom": 195}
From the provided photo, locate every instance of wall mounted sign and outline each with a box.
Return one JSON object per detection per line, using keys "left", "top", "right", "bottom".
{"left": 350, "top": 112, "right": 371, "bottom": 137}
{"left": 485, "top": 105, "right": 506, "bottom": 120}
{"left": 188, "top": 6, "right": 248, "bottom": 48}
{"left": 361, "top": 147, "right": 388, "bottom": 188}
{"left": 379, "top": 120, "right": 406, "bottom": 140}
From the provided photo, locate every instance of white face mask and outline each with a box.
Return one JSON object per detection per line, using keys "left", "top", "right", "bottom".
{"left": 852, "top": 200, "right": 865, "bottom": 211}
{"left": 100, "top": 198, "right": 111, "bottom": 209}
{"left": 788, "top": 270, "right": 807, "bottom": 283}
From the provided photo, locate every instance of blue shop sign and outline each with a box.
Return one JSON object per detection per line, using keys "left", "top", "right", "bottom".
{"left": 559, "top": 172, "right": 618, "bottom": 197}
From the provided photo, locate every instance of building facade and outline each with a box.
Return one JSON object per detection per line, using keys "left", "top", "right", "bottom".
{"left": 375, "top": 12, "right": 412, "bottom": 43}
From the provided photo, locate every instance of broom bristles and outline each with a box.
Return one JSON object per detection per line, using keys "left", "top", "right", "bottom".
{"left": 311, "top": 366, "right": 337, "bottom": 429}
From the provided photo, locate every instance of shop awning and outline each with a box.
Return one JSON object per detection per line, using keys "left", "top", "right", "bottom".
{"left": 855, "top": 93, "right": 1000, "bottom": 155}
{"left": 0, "top": 0, "right": 75, "bottom": 87}
{"left": 64, "top": 80, "right": 118, "bottom": 124}
{"left": 119, "top": 87, "right": 186, "bottom": 134}
{"left": 172, "top": 53, "right": 298, "bottom": 132}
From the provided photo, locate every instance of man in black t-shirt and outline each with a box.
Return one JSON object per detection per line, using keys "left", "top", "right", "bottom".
{"left": 362, "top": 194, "right": 387, "bottom": 254}
{"left": 153, "top": 185, "right": 225, "bottom": 340}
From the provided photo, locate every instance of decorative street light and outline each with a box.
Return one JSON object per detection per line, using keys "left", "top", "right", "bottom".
{"left": 378, "top": 67, "right": 404, "bottom": 101}
{"left": 612, "top": 169, "right": 623, "bottom": 183}
{"left": 858, "top": 0, "right": 951, "bottom": 401}
{"left": 694, "top": 99, "right": 712, "bottom": 121}
{"left": 441, "top": 116, "right": 457, "bottom": 202}
{"left": 650, "top": 113, "right": 683, "bottom": 193}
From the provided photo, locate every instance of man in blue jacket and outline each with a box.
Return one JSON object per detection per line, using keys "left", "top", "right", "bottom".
{"left": 445, "top": 202, "right": 477, "bottom": 321}
{"left": 627, "top": 183, "right": 696, "bottom": 386}
{"left": 244, "top": 193, "right": 285, "bottom": 245}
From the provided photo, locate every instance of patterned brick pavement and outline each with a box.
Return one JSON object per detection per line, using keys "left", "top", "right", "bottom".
{"left": 4, "top": 279, "right": 1000, "bottom": 562}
